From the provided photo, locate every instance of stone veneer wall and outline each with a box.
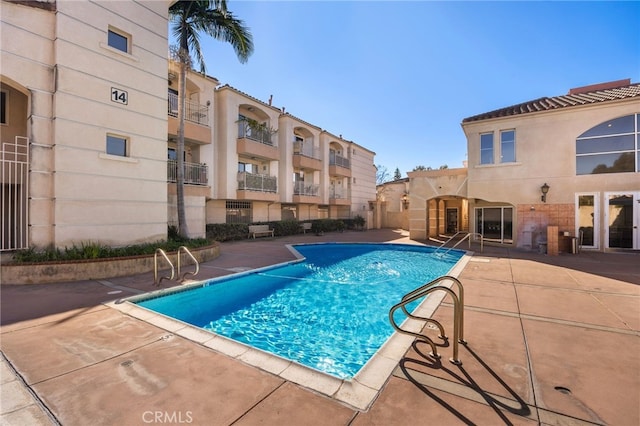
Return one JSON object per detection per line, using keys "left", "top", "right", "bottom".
{"left": 517, "top": 203, "right": 575, "bottom": 252}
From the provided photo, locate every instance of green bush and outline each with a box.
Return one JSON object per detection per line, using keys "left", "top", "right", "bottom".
{"left": 205, "top": 223, "right": 248, "bottom": 241}
{"left": 11, "top": 226, "right": 211, "bottom": 263}
{"left": 270, "top": 219, "right": 302, "bottom": 236}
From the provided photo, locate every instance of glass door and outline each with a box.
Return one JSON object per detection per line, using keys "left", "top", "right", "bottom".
{"left": 576, "top": 194, "right": 599, "bottom": 249}
{"left": 606, "top": 192, "right": 640, "bottom": 249}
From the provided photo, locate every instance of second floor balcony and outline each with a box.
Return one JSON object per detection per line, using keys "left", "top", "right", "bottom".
{"left": 293, "top": 182, "right": 320, "bottom": 197}
{"left": 329, "top": 186, "right": 350, "bottom": 205}
{"left": 237, "top": 172, "right": 277, "bottom": 193}
{"left": 167, "top": 160, "right": 208, "bottom": 186}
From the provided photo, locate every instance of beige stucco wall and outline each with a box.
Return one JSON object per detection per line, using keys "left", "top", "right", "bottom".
{"left": 2, "top": 0, "right": 170, "bottom": 249}
{"left": 348, "top": 141, "right": 377, "bottom": 219}
{"left": 1, "top": 1, "right": 57, "bottom": 248}
{"left": 406, "top": 168, "right": 469, "bottom": 240}
{"left": 207, "top": 86, "right": 377, "bottom": 224}
{"left": 462, "top": 97, "right": 640, "bottom": 250}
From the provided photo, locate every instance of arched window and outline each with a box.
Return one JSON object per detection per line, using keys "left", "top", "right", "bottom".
{"left": 576, "top": 114, "right": 639, "bottom": 175}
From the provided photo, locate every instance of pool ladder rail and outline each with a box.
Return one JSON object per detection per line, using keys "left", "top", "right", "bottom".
{"left": 389, "top": 275, "right": 466, "bottom": 365}
{"left": 153, "top": 246, "right": 200, "bottom": 286}
{"left": 433, "top": 231, "right": 483, "bottom": 255}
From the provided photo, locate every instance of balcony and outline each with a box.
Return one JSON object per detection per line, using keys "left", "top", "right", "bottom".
{"left": 168, "top": 92, "right": 209, "bottom": 125}
{"left": 293, "top": 181, "right": 320, "bottom": 203}
{"left": 329, "top": 186, "right": 350, "bottom": 205}
{"left": 237, "top": 172, "right": 278, "bottom": 201}
{"left": 168, "top": 93, "right": 211, "bottom": 144}
{"left": 237, "top": 121, "right": 275, "bottom": 146}
{"left": 294, "top": 182, "right": 320, "bottom": 196}
{"left": 293, "top": 141, "right": 322, "bottom": 170}
{"left": 237, "top": 122, "right": 279, "bottom": 161}
{"left": 329, "top": 152, "right": 351, "bottom": 177}
{"left": 238, "top": 172, "right": 277, "bottom": 192}
{"left": 167, "top": 160, "right": 208, "bottom": 186}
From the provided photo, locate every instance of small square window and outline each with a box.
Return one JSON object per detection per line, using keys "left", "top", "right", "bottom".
{"left": 107, "top": 135, "right": 127, "bottom": 157}
{"left": 108, "top": 28, "right": 129, "bottom": 53}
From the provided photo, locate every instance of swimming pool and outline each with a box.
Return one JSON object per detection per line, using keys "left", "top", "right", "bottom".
{"left": 133, "top": 243, "right": 464, "bottom": 380}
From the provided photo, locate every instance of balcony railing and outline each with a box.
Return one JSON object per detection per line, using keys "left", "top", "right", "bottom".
{"left": 168, "top": 92, "right": 209, "bottom": 126}
{"left": 238, "top": 172, "right": 277, "bottom": 192}
{"left": 167, "top": 160, "right": 208, "bottom": 185}
{"left": 293, "top": 141, "right": 321, "bottom": 160}
{"left": 238, "top": 122, "right": 275, "bottom": 146}
{"left": 330, "top": 152, "right": 350, "bottom": 169}
{"left": 294, "top": 181, "right": 320, "bottom": 196}
{"left": 330, "top": 186, "right": 348, "bottom": 199}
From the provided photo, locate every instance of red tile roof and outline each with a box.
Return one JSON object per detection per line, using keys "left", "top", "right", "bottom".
{"left": 462, "top": 81, "right": 640, "bottom": 123}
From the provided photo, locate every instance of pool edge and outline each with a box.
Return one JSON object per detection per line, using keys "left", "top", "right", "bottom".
{"left": 105, "top": 248, "right": 472, "bottom": 411}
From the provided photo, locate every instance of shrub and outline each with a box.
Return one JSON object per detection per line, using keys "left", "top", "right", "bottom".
{"left": 270, "top": 219, "right": 302, "bottom": 236}
{"left": 206, "top": 223, "right": 248, "bottom": 241}
{"left": 11, "top": 226, "right": 211, "bottom": 263}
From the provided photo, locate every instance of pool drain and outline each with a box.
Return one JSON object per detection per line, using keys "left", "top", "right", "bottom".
{"left": 554, "top": 386, "right": 571, "bottom": 394}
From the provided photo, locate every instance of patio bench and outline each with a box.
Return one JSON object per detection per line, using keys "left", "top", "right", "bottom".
{"left": 248, "top": 224, "right": 274, "bottom": 239}
{"left": 301, "top": 222, "right": 312, "bottom": 234}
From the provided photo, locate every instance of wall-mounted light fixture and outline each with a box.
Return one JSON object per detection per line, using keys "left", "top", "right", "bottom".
{"left": 402, "top": 193, "right": 409, "bottom": 209}
{"left": 540, "top": 183, "right": 550, "bottom": 203}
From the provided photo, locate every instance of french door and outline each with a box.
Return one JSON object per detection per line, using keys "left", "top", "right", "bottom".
{"left": 606, "top": 192, "right": 640, "bottom": 250}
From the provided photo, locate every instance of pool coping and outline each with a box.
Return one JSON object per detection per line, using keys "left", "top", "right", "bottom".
{"left": 105, "top": 244, "right": 471, "bottom": 411}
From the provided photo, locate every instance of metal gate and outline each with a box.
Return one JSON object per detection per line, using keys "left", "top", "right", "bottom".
{"left": 1, "top": 136, "right": 29, "bottom": 251}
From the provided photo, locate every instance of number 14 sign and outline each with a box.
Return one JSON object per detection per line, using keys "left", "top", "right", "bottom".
{"left": 111, "top": 87, "right": 128, "bottom": 105}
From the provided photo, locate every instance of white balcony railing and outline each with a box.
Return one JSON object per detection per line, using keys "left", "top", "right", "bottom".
{"left": 168, "top": 92, "right": 209, "bottom": 126}
{"left": 329, "top": 152, "right": 350, "bottom": 169}
{"left": 329, "top": 186, "right": 349, "bottom": 199}
{"left": 238, "top": 172, "right": 277, "bottom": 192}
{"left": 167, "top": 160, "right": 208, "bottom": 185}
{"left": 293, "top": 141, "right": 321, "bottom": 160}
{"left": 294, "top": 181, "right": 319, "bottom": 196}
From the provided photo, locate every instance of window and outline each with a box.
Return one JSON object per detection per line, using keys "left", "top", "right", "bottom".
{"left": 106, "top": 134, "right": 127, "bottom": 157}
{"left": 226, "top": 201, "right": 252, "bottom": 224}
{"left": 475, "top": 206, "right": 513, "bottom": 243}
{"left": 576, "top": 114, "right": 638, "bottom": 175}
{"left": 480, "top": 133, "right": 494, "bottom": 164}
{"left": 238, "top": 162, "right": 258, "bottom": 174}
{"left": 0, "top": 91, "right": 6, "bottom": 124}
{"left": 108, "top": 28, "right": 129, "bottom": 53}
{"left": 500, "top": 130, "right": 515, "bottom": 163}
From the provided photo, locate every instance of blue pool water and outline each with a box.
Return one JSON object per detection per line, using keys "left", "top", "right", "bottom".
{"left": 136, "top": 243, "right": 463, "bottom": 379}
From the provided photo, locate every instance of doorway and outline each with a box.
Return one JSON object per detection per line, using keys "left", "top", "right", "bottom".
{"left": 446, "top": 208, "right": 458, "bottom": 234}
{"left": 606, "top": 192, "right": 640, "bottom": 250}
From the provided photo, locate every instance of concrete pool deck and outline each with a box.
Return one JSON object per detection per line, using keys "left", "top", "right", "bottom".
{"left": 1, "top": 229, "right": 639, "bottom": 425}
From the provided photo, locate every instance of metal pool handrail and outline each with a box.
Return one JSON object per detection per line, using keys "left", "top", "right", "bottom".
{"left": 434, "top": 231, "right": 483, "bottom": 254}
{"left": 177, "top": 246, "right": 199, "bottom": 280}
{"left": 389, "top": 275, "right": 466, "bottom": 365}
{"left": 154, "top": 248, "right": 175, "bottom": 286}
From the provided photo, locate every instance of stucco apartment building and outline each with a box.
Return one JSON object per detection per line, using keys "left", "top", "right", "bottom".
{"left": 1, "top": 0, "right": 376, "bottom": 252}
{"left": 404, "top": 79, "right": 640, "bottom": 253}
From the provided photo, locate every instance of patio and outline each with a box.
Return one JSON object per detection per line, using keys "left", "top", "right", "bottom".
{"left": 2, "top": 229, "right": 639, "bottom": 425}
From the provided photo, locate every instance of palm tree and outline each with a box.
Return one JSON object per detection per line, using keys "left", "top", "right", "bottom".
{"left": 169, "top": 0, "right": 253, "bottom": 237}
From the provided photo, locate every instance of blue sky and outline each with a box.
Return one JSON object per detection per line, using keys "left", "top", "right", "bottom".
{"left": 191, "top": 1, "right": 640, "bottom": 178}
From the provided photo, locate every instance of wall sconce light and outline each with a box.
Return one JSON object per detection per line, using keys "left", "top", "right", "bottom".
{"left": 540, "top": 183, "right": 550, "bottom": 203}
{"left": 401, "top": 193, "right": 409, "bottom": 209}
